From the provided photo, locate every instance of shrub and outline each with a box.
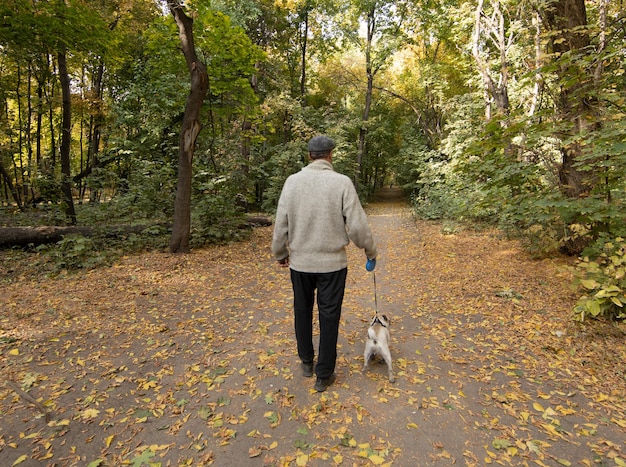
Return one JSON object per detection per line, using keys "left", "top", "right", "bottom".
{"left": 572, "top": 236, "right": 626, "bottom": 321}
{"left": 42, "top": 234, "right": 109, "bottom": 273}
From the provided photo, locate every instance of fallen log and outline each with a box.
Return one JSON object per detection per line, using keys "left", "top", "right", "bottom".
{"left": 0, "top": 225, "right": 150, "bottom": 248}
{"left": 0, "top": 215, "right": 272, "bottom": 248}
{"left": 245, "top": 215, "right": 272, "bottom": 227}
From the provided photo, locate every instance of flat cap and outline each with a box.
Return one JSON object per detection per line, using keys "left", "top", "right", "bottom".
{"left": 307, "top": 135, "right": 336, "bottom": 153}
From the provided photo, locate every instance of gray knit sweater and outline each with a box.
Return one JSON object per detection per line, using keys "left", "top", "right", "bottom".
{"left": 272, "top": 159, "right": 377, "bottom": 273}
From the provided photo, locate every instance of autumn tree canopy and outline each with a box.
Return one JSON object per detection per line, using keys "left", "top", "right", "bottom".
{"left": 0, "top": 0, "right": 624, "bottom": 263}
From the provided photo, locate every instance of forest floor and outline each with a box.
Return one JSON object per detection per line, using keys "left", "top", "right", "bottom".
{"left": 1, "top": 188, "right": 625, "bottom": 467}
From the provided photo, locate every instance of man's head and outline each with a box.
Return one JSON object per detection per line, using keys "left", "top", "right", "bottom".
{"left": 307, "top": 135, "right": 335, "bottom": 160}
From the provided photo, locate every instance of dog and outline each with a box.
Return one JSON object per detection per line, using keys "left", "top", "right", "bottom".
{"left": 362, "top": 314, "right": 395, "bottom": 383}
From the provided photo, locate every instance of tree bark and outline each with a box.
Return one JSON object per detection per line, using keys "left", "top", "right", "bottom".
{"left": 539, "top": 0, "right": 592, "bottom": 198}
{"left": 299, "top": 5, "right": 309, "bottom": 103}
{"left": 357, "top": 5, "right": 376, "bottom": 189}
{"left": 472, "top": 0, "right": 511, "bottom": 117}
{"left": 0, "top": 159, "right": 24, "bottom": 211}
{"left": 168, "top": 1, "right": 209, "bottom": 253}
{"left": 0, "top": 225, "right": 145, "bottom": 248}
{"left": 57, "top": 51, "right": 77, "bottom": 224}
{"left": 0, "top": 216, "right": 270, "bottom": 249}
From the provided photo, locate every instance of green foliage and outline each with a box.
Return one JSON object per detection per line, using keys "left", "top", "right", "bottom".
{"left": 572, "top": 237, "right": 626, "bottom": 322}
{"left": 194, "top": 10, "right": 263, "bottom": 117}
{"left": 191, "top": 171, "right": 248, "bottom": 245}
{"left": 261, "top": 141, "right": 306, "bottom": 212}
{"left": 78, "top": 161, "right": 176, "bottom": 225}
{"left": 41, "top": 235, "right": 108, "bottom": 273}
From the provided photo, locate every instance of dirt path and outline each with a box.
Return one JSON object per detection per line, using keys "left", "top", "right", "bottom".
{"left": 1, "top": 190, "right": 625, "bottom": 466}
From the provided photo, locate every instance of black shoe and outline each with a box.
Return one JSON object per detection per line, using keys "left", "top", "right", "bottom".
{"left": 301, "top": 362, "right": 314, "bottom": 378}
{"left": 314, "top": 374, "right": 336, "bottom": 392}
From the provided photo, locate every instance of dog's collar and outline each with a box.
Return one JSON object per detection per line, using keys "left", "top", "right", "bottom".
{"left": 373, "top": 315, "right": 387, "bottom": 327}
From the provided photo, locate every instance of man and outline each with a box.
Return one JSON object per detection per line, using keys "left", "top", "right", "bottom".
{"left": 272, "top": 135, "right": 378, "bottom": 392}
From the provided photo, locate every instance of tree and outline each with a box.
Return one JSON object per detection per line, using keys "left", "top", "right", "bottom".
{"left": 348, "top": 0, "right": 407, "bottom": 188}
{"left": 57, "top": 49, "right": 77, "bottom": 224}
{"left": 167, "top": 0, "right": 209, "bottom": 253}
{"left": 539, "top": 0, "right": 593, "bottom": 199}
{"left": 471, "top": 0, "right": 515, "bottom": 119}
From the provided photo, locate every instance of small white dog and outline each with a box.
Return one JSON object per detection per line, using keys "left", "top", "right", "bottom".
{"left": 362, "top": 314, "right": 395, "bottom": 383}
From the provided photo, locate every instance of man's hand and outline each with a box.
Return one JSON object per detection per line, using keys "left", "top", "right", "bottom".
{"left": 278, "top": 257, "right": 290, "bottom": 268}
{"left": 366, "top": 257, "right": 376, "bottom": 272}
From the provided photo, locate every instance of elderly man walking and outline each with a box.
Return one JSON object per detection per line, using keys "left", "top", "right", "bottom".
{"left": 272, "top": 135, "right": 378, "bottom": 392}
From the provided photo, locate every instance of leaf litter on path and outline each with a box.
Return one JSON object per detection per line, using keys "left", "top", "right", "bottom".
{"left": 1, "top": 191, "right": 625, "bottom": 466}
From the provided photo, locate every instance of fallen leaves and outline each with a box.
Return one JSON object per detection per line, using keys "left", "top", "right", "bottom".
{"left": 1, "top": 201, "right": 625, "bottom": 466}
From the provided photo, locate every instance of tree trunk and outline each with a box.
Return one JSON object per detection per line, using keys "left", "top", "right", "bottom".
{"left": 47, "top": 54, "right": 57, "bottom": 168}
{"left": 528, "top": 11, "right": 543, "bottom": 118}
{"left": 74, "top": 61, "right": 105, "bottom": 202}
{"left": 0, "top": 215, "right": 270, "bottom": 249}
{"left": 0, "top": 225, "right": 150, "bottom": 248}
{"left": 540, "top": 0, "right": 592, "bottom": 198}
{"left": 299, "top": 6, "right": 309, "bottom": 103}
{"left": 0, "top": 159, "right": 24, "bottom": 211}
{"left": 168, "top": 1, "right": 209, "bottom": 253}
{"left": 58, "top": 51, "right": 77, "bottom": 224}
{"left": 357, "top": 6, "right": 376, "bottom": 189}
{"left": 472, "top": 0, "right": 511, "bottom": 117}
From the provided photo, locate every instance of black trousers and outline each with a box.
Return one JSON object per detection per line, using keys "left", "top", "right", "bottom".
{"left": 290, "top": 268, "right": 348, "bottom": 379}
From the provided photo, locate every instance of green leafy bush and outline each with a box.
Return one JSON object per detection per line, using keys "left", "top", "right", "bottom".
{"left": 191, "top": 173, "right": 248, "bottom": 245}
{"left": 572, "top": 237, "right": 626, "bottom": 321}
{"left": 43, "top": 235, "right": 109, "bottom": 273}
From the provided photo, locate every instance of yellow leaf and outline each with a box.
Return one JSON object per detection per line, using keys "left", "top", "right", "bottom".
{"left": 533, "top": 402, "right": 544, "bottom": 412}
{"left": 369, "top": 454, "right": 385, "bottom": 465}
{"left": 149, "top": 444, "right": 169, "bottom": 452}
{"left": 296, "top": 453, "right": 309, "bottom": 466}
{"left": 593, "top": 393, "right": 609, "bottom": 402}
{"left": 614, "top": 458, "right": 626, "bottom": 467}
{"left": 541, "top": 423, "right": 563, "bottom": 438}
{"left": 269, "top": 441, "right": 278, "bottom": 449}
{"left": 333, "top": 454, "right": 343, "bottom": 465}
{"left": 239, "top": 368, "right": 246, "bottom": 375}
{"left": 9, "top": 348, "right": 19, "bottom": 356}
{"left": 12, "top": 455, "right": 28, "bottom": 466}
{"left": 612, "top": 418, "right": 626, "bottom": 428}
{"left": 81, "top": 408, "right": 100, "bottom": 419}
{"left": 406, "top": 423, "right": 419, "bottom": 429}
{"left": 105, "top": 435, "right": 114, "bottom": 448}
{"left": 543, "top": 407, "right": 557, "bottom": 419}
